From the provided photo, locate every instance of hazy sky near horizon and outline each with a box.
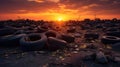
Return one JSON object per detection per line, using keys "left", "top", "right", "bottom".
{"left": 0, "top": 0, "right": 120, "bottom": 20}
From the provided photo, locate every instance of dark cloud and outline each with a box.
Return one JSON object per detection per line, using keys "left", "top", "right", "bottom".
{"left": 60, "top": 0, "right": 120, "bottom": 14}
{"left": 0, "top": 0, "right": 59, "bottom": 14}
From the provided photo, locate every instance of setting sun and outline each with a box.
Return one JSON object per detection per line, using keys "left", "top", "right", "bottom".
{"left": 58, "top": 17, "right": 63, "bottom": 21}
{"left": 55, "top": 15, "right": 68, "bottom": 21}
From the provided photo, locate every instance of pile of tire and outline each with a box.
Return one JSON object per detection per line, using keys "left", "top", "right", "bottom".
{"left": 20, "top": 30, "right": 68, "bottom": 51}
{"left": 44, "top": 30, "right": 68, "bottom": 51}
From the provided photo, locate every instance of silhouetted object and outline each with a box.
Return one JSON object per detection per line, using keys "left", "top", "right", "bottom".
{"left": 47, "top": 37, "right": 67, "bottom": 51}
{"left": 20, "top": 33, "right": 47, "bottom": 51}
{"left": 101, "top": 36, "right": 120, "bottom": 44}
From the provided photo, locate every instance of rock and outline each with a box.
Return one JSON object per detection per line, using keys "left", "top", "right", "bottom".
{"left": 96, "top": 51, "right": 108, "bottom": 64}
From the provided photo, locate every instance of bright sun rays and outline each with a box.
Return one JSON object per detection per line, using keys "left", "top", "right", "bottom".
{"left": 58, "top": 17, "right": 63, "bottom": 21}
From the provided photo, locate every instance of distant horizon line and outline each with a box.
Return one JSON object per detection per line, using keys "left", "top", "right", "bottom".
{"left": 0, "top": 18, "right": 120, "bottom": 21}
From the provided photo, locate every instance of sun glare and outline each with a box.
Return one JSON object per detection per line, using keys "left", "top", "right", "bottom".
{"left": 54, "top": 14, "right": 69, "bottom": 21}
{"left": 58, "top": 17, "right": 63, "bottom": 21}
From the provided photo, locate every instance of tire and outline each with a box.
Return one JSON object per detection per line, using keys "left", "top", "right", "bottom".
{"left": 106, "top": 31, "right": 120, "bottom": 37}
{"left": 101, "top": 36, "right": 120, "bottom": 44}
{"left": 0, "top": 34, "right": 26, "bottom": 47}
{"left": 0, "top": 28, "right": 16, "bottom": 37}
{"left": 37, "top": 27, "right": 48, "bottom": 33}
{"left": 14, "top": 29, "right": 37, "bottom": 34}
{"left": 20, "top": 33, "right": 47, "bottom": 51}
{"left": 106, "top": 28, "right": 119, "bottom": 32}
{"left": 111, "top": 43, "right": 120, "bottom": 52}
{"left": 13, "top": 30, "right": 25, "bottom": 35}
{"left": 44, "top": 30, "right": 58, "bottom": 38}
{"left": 84, "top": 33, "right": 99, "bottom": 40}
{"left": 58, "top": 34, "right": 75, "bottom": 43}
{"left": 47, "top": 37, "right": 67, "bottom": 51}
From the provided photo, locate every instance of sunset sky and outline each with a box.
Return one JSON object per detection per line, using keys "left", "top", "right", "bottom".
{"left": 0, "top": 0, "right": 120, "bottom": 20}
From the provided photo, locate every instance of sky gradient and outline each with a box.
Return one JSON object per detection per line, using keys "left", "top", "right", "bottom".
{"left": 0, "top": 0, "right": 120, "bottom": 20}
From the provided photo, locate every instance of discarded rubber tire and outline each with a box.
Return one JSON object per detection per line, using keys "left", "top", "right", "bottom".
{"left": 0, "top": 28, "right": 16, "bottom": 36}
{"left": 44, "top": 30, "right": 58, "bottom": 38}
{"left": 101, "top": 36, "right": 120, "bottom": 44}
{"left": 20, "top": 33, "right": 47, "bottom": 51}
{"left": 14, "top": 29, "right": 37, "bottom": 34}
{"left": 25, "top": 30, "right": 37, "bottom": 34}
{"left": 47, "top": 37, "right": 67, "bottom": 51}
{"left": 96, "top": 25, "right": 103, "bottom": 28}
{"left": 14, "top": 30, "right": 25, "bottom": 35}
{"left": 59, "top": 34, "right": 75, "bottom": 43}
{"left": 0, "top": 34, "right": 26, "bottom": 47}
{"left": 84, "top": 33, "right": 99, "bottom": 40}
{"left": 111, "top": 43, "right": 120, "bottom": 52}
{"left": 106, "top": 31, "right": 120, "bottom": 37}
{"left": 106, "top": 28, "right": 119, "bottom": 32}
{"left": 37, "top": 27, "right": 48, "bottom": 33}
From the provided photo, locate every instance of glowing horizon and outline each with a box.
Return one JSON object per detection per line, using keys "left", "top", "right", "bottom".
{"left": 0, "top": 0, "right": 120, "bottom": 21}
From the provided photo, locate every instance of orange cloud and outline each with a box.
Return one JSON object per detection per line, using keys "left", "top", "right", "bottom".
{"left": 27, "top": 0, "right": 44, "bottom": 3}
{"left": 47, "top": 0, "right": 60, "bottom": 3}
{"left": 82, "top": 4, "right": 99, "bottom": 9}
